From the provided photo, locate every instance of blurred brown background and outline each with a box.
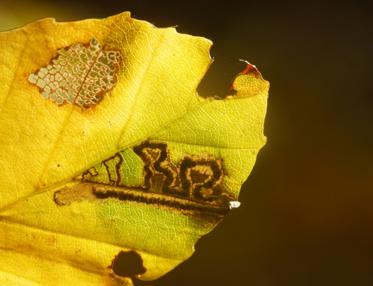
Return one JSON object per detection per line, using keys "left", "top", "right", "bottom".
{"left": 1, "top": 0, "right": 372, "bottom": 285}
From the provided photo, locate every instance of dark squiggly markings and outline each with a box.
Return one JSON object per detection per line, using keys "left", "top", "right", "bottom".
{"left": 81, "top": 167, "right": 99, "bottom": 181}
{"left": 93, "top": 186, "right": 230, "bottom": 217}
{"left": 133, "top": 141, "right": 234, "bottom": 206}
{"left": 179, "top": 156, "right": 223, "bottom": 201}
{"left": 134, "top": 142, "right": 224, "bottom": 200}
{"left": 103, "top": 153, "right": 123, "bottom": 185}
{"left": 67, "top": 140, "right": 235, "bottom": 215}
{"left": 133, "top": 141, "right": 182, "bottom": 195}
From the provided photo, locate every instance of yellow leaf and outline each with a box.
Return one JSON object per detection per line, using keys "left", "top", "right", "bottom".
{"left": 0, "top": 12, "right": 269, "bottom": 285}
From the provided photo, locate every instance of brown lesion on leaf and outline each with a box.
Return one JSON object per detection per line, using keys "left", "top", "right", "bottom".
{"left": 56, "top": 140, "right": 236, "bottom": 219}
{"left": 103, "top": 153, "right": 124, "bottom": 185}
{"left": 131, "top": 141, "right": 235, "bottom": 209}
{"left": 28, "top": 38, "right": 122, "bottom": 108}
{"left": 133, "top": 141, "right": 182, "bottom": 195}
{"left": 92, "top": 184, "right": 230, "bottom": 219}
{"left": 179, "top": 155, "right": 224, "bottom": 201}
{"left": 79, "top": 167, "right": 99, "bottom": 181}
{"left": 53, "top": 184, "right": 96, "bottom": 206}
{"left": 53, "top": 181, "right": 230, "bottom": 220}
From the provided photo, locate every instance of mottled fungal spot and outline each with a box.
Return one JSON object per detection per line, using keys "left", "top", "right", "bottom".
{"left": 28, "top": 38, "right": 121, "bottom": 107}
{"left": 111, "top": 251, "right": 146, "bottom": 278}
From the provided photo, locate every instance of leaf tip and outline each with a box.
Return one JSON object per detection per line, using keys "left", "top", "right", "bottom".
{"left": 230, "top": 60, "right": 270, "bottom": 98}
{"left": 238, "top": 59, "right": 262, "bottom": 77}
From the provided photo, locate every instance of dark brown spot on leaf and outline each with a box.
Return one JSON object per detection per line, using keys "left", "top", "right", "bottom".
{"left": 53, "top": 184, "right": 96, "bottom": 206}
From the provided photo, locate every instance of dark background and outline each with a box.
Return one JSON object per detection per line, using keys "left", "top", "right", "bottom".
{"left": 1, "top": 1, "right": 372, "bottom": 285}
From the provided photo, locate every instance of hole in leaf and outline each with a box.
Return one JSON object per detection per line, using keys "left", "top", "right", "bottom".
{"left": 111, "top": 251, "right": 146, "bottom": 278}
{"left": 197, "top": 45, "right": 244, "bottom": 98}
